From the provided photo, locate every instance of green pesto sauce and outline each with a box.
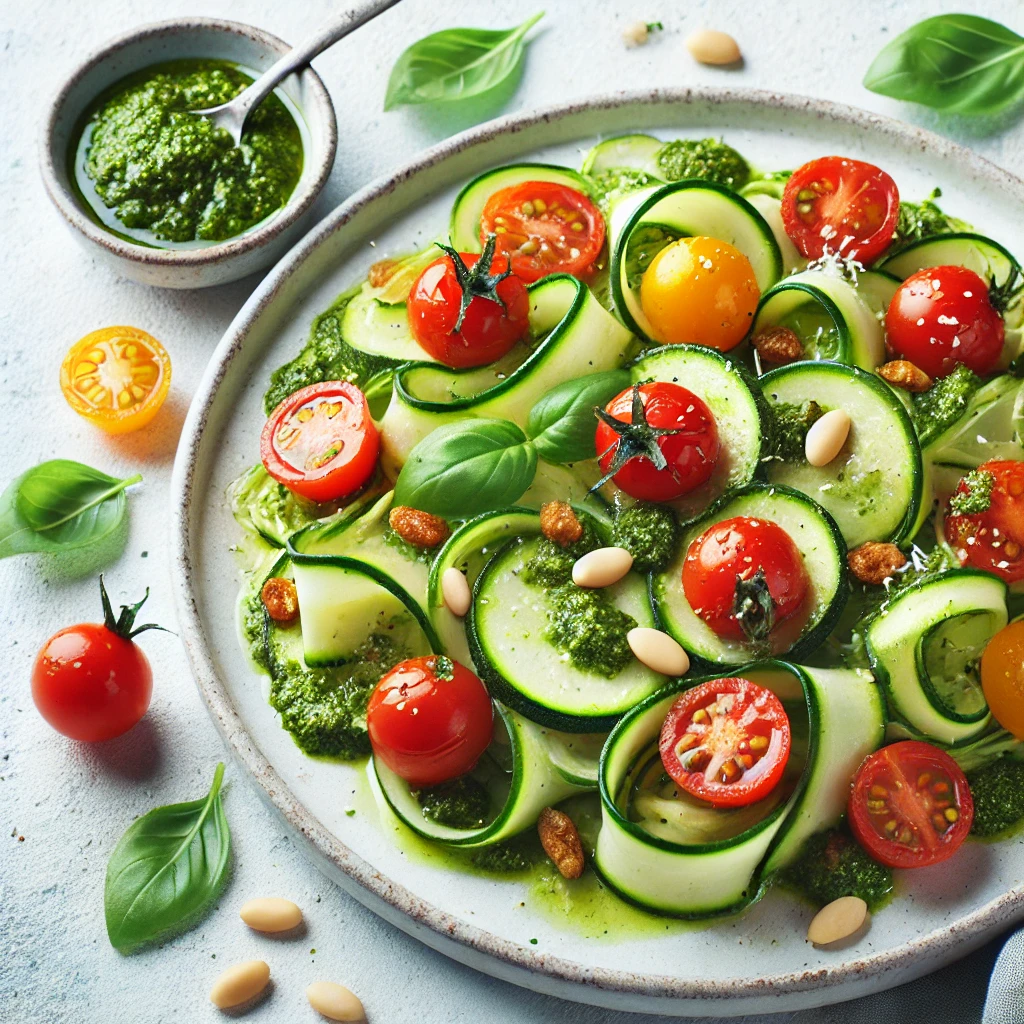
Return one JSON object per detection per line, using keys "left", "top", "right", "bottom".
{"left": 415, "top": 775, "right": 492, "bottom": 830}
{"left": 967, "top": 758, "right": 1024, "bottom": 838}
{"left": 74, "top": 59, "right": 303, "bottom": 246}
{"left": 610, "top": 502, "right": 678, "bottom": 574}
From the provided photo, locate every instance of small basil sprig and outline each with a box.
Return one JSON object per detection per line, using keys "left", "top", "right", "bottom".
{"left": 0, "top": 460, "right": 141, "bottom": 559}
{"left": 393, "top": 419, "right": 538, "bottom": 518}
{"left": 105, "top": 763, "right": 231, "bottom": 953}
{"left": 384, "top": 12, "right": 544, "bottom": 110}
{"left": 864, "top": 15, "right": 1024, "bottom": 116}
{"left": 526, "top": 370, "right": 630, "bottom": 464}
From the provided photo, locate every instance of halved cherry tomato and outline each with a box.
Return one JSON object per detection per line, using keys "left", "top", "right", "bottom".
{"left": 886, "top": 265, "right": 1004, "bottom": 379}
{"left": 480, "top": 181, "right": 605, "bottom": 282}
{"left": 682, "top": 516, "right": 809, "bottom": 641}
{"left": 944, "top": 460, "right": 1024, "bottom": 584}
{"left": 848, "top": 741, "right": 973, "bottom": 869}
{"left": 60, "top": 326, "right": 171, "bottom": 434}
{"left": 366, "top": 655, "right": 494, "bottom": 788}
{"left": 31, "top": 578, "right": 162, "bottom": 742}
{"left": 981, "top": 620, "right": 1024, "bottom": 739}
{"left": 639, "top": 236, "right": 760, "bottom": 350}
{"left": 407, "top": 245, "right": 529, "bottom": 368}
{"left": 659, "top": 676, "right": 791, "bottom": 808}
{"left": 260, "top": 381, "right": 379, "bottom": 503}
{"left": 595, "top": 382, "right": 720, "bottom": 501}
{"left": 781, "top": 156, "right": 899, "bottom": 264}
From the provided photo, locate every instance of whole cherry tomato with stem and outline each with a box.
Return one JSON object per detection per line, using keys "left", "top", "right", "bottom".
{"left": 31, "top": 577, "right": 168, "bottom": 742}
{"left": 407, "top": 235, "right": 530, "bottom": 368}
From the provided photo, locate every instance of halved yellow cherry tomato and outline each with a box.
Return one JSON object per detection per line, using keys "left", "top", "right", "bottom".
{"left": 639, "top": 236, "right": 760, "bottom": 350}
{"left": 981, "top": 620, "right": 1024, "bottom": 738}
{"left": 60, "top": 326, "right": 171, "bottom": 434}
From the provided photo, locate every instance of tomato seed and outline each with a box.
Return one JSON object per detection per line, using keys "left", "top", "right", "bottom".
{"left": 945, "top": 807, "right": 959, "bottom": 822}
{"left": 692, "top": 708, "right": 709, "bottom": 725}
{"left": 749, "top": 735, "right": 768, "bottom": 752}
{"left": 870, "top": 784, "right": 888, "bottom": 798}
{"left": 917, "top": 773, "right": 931, "bottom": 787}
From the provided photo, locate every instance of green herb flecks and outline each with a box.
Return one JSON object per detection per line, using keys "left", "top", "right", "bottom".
{"left": 655, "top": 138, "right": 750, "bottom": 190}
{"left": 768, "top": 401, "right": 823, "bottom": 462}
{"left": 967, "top": 756, "right": 1024, "bottom": 837}
{"left": 416, "top": 775, "right": 490, "bottom": 830}
{"left": 949, "top": 469, "right": 996, "bottom": 516}
{"left": 610, "top": 502, "right": 678, "bottom": 574}
{"left": 911, "top": 364, "right": 982, "bottom": 448}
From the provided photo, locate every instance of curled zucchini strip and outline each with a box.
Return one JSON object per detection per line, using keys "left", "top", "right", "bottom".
{"left": 373, "top": 703, "right": 589, "bottom": 846}
{"left": 594, "top": 662, "right": 884, "bottom": 917}
{"left": 866, "top": 569, "right": 1005, "bottom": 745}
{"left": 378, "top": 274, "right": 635, "bottom": 473}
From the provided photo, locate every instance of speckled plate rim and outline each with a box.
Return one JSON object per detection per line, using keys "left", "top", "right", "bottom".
{"left": 171, "top": 86, "right": 1024, "bottom": 1016}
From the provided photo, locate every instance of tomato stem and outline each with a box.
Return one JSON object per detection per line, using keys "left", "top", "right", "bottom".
{"left": 434, "top": 233, "right": 513, "bottom": 333}
{"left": 99, "top": 575, "right": 173, "bottom": 640}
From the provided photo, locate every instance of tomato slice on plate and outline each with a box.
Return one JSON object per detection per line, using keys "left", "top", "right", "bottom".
{"left": 781, "top": 156, "right": 899, "bottom": 264}
{"left": 480, "top": 181, "right": 605, "bottom": 282}
{"left": 848, "top": 740, "right": 973, "bottom": 869}
{"left": 658, "top": 676, "right": 792, "bottom": 808}
{"left": 260, "top": 381, "right": 379, "bottom": 503}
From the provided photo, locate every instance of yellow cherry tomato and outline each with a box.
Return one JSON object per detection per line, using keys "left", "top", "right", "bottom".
{"left": 639, "top": 236, "right": 760, "bottom": 350}
{"left": 60, "top": 326, "right": 171, "bottom": 434}
{"left": 981, "top": 619, "right": 1024, "bottom": 738}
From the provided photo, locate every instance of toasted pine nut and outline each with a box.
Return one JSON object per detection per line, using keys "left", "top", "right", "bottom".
{"left": 686, "top": 29, "right": 742, "bottom": 65}
{"left": 805, "top": 409, "right": 851, "bottom": 467}
{"left": 622, "top": 21, "right": 650, "bottom": 47}
{"left": 627, "top": 627, "right": 689, "bottom": 676}
{"left": 306, "top": 981, "right": 366, "bottom": 1021}
{"left": 807, "top": 896, "right": 869, "bottom": 946}
{"left": 441, "top": 567, "right": 472, "bottom": 617}
{"left": 239, "top": 897, "right": 302, "bottom": 933}
{"left": 209, "top": 960, "right": 270, "bottom": 1009}
{"left": 571, "top": 546, "right": 633, "bottom": 588}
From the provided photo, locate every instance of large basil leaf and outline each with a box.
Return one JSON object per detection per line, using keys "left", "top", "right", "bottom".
{"left": 527, "top": 370, "right": 631, "bottom": 464}
{"left": 384, "top": 12, "right": 544, "bottom": 110}
{"left": 393, "top": 419, "right": 537, "bottom": 518}
{"left": 864, "top": 15, "right": 1024, "bottom": 116}
{"left": 105, "top": 763, "right": 231, "bottom": 953}
{"left": 0, "top": 460, "right": 141, "bottom": 559}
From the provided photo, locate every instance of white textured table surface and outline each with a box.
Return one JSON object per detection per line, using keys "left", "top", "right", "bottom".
{"left": 3, "top": 1, "right": 1023, "bottom": 1021}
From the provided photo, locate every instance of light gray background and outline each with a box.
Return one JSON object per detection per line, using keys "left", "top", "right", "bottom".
{"left": 1, "top": 1, "right": 1020, "bottom": 1021}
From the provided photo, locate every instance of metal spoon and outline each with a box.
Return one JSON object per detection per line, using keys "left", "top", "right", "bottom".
{"left": 193, "top": 0, "right": 401, "bottom": 146}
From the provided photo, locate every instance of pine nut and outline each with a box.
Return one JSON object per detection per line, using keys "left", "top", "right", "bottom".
{"left": 622, "top": 21, "right": 650, "bottom": 47}
{"left": 686, "top": 29, "right": 742, "bottom": 66}
{"left": 442, "top": 567, "right": 472, "bottom": 617}
{"left": 306, "top": 981, "right": 366, "bottom": 1021}
{"left": 805, "top": 409, "right": 851, "bottom": 467}
{"left": 239, "top": 897, "right": 302, "bottom": 933}
{"left": 209, "top": 960, "right": 270, "bottom": 1009}
{"left": 627, "top": 627, "right": 690, "bottom": 676}
{"left": 571, "top": 546, "right": 633, "bottom": 588}
{"left": 807, "top": 896, "right": 869, "bottom": 946}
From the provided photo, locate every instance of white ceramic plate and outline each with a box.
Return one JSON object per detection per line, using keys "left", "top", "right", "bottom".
{"left": 171, "top": 88, "right": 1024, "bottom": 1017}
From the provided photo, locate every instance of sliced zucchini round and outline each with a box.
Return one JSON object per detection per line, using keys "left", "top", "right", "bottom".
{"left": 378, "top": 274, "right": 635, "bottom": 472}
{"left": 373, "top": 703, "right": 588, "bottom": 846}
{"left": 449, "top": 163, "right": 594, "bottom": 253}
{"left": 610, "top": 181, "right": 783, "bottom": 342}
{"left": 752, "top": 269, "right": 885, "bottom": 370}
{"left": 467, "top": 515, "right": 666, "bottom": 731}
{"left": 743, "top": 193, "right": 804, "bottom": 275}
{"left": 761, "top": 361, "right": 923, "bottom": 546}
{"left": 880, "top": 232, "right": 1022, "bottom": 291}
{"left": 593, "top": 661, "right": 884, "bottom": 917}
{"left": 866, "top": 569, "right": 1006, "bottom": 744}
{"left": 855, "top": 269, "right": 901, "bottom": 318}
{"left": 581, "top": 133, "right": 663, "bottom": 176}
{"left": 628, "top": 344, "right": 771, "bottom": 522}
{"left": 340, "top": 288, "right": 437, "bottom": 366}
{"left": 651, "top": 483, "right": 847, "bottom": 667}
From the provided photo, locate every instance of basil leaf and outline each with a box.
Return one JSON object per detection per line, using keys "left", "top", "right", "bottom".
{"left": 105, "top": 763, "right": 231, "bottom": 953}
{"left": 527, "top": 370, "right": 631, "bottom": 464}
{"left": 393, "top": 419, "right": 537, "bottom": 518}
{"left": 864, "top": 15, "right": 1024, "bottom": 115}
{"left": 0, "top": 460, "right": 141, "bottom": 559}
{"left": 384, "top": 12, "right": 544, "bottom": 110}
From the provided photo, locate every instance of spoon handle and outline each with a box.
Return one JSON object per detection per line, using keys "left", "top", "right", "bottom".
{"left": 235, "top": 0, "right": 402, "bottom": 122}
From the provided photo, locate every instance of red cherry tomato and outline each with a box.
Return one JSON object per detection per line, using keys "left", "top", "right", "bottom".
{"left": 682, "top": 516, "right": 809, "bottom": 640}
{"left": 781, "top": 156, "right": 899, "bottom": 265}
{"left": 595, "top": 382, "right": 720, "bottom": 502}
{"left": 848, "top": 741, "right": 973, "bottom": 869}
{"left": 885, "top": 266, "right": 1004, "bottom": 379}
{"left": 944, "top": 460, "right": 1024, "bottom": 583}
{"left": 659, "top": 677, "right": 792, "bottom": 808}
{"left": 480, "top": 181, "right": 605, "bottom": 282}
{"left": 367, "top": 655, "right": 494, "bottom": 788}
{"left": 31, "top": 579, "right": 160, "bottom": 742}
{"left": 407, "top": 249, "right": 529, "bottom": 368}
{"left": 261, "top": 381, "right": 379, "bottom": 504}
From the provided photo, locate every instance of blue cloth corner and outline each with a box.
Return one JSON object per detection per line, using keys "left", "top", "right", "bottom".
{"left": 984, "top": 925, "right": 1024, "bottom": 1024}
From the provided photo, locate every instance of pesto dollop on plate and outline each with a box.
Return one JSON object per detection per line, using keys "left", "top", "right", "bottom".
{"left": 73, "top": 59, "right": 303, "bottom": 247}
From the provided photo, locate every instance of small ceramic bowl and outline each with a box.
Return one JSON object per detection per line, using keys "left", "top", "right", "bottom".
{"left": 40, "top": 17, "right": 338, "bottom": 289}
